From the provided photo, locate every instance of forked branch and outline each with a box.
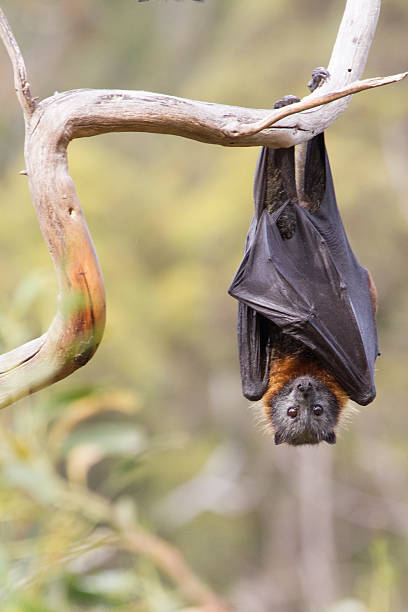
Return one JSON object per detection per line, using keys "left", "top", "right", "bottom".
{"left": 0, "top": 0, "right": 404, "bottom": 412}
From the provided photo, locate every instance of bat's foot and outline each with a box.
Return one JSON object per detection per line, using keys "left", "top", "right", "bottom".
{"left": 273, "top": 94, "right": 300, "bottom": 109}
{"left": 277, "top": 208, "right": 297, "bottom": 240}
{"left": 308, "top": 67, "right": 330, "bottom": 92}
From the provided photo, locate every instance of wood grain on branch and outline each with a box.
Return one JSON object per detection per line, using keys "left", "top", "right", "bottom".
{"left": 0, "top": 0, "right": 403, "bottom": 413}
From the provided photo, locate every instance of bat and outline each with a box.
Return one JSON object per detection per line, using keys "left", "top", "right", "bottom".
{"left": 229, "top": 132, "right": 379, "bottom": 446}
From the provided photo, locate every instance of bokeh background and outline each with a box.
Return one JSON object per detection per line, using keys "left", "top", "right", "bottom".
{"left": 0, "top": 1, "right": 407, "bottom": 611}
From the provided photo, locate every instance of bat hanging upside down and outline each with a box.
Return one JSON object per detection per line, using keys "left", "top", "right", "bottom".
{"left": 229, "top": 78, "right": 379, "bottom": 446}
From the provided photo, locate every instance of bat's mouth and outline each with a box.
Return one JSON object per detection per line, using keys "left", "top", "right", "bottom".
{"left": 274, "top": 427, "right": 337, "bottom": 446}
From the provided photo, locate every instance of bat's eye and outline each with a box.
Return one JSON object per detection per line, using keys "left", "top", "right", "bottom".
{"left": 313, "top": 405, "right": 323, "bottom": 416}
{"left": 287, "top": 407, "right": 298, "bottom": 418}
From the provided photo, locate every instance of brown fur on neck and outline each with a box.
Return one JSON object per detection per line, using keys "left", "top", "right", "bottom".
{"left": 263, "top": 354, "right": 348, "bottom": 420}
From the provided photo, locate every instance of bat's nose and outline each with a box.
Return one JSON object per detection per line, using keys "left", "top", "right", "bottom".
{"left": 297, "top": 379, "right": 313, "bottom": 394}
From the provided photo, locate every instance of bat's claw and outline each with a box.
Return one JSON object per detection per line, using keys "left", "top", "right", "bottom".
{"left": 277, "top": 209, "right": 297, "bottom": 240}
{"left": 273, "top": 94, "right": 300, "bottom": 109}
{"left": 308, "top": 67, "right": 330, "bottom": 92}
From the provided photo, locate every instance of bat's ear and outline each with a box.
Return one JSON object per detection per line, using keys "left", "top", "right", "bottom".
{"left": 274, "top": 432, "right": 285, "bottom": 445}
{"left": 324, "top": 431, "right": 337, "bottom": 445}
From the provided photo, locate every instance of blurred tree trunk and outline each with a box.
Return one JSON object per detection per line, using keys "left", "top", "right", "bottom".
{"left": 297, "top": 447, "right": 338, "bottom": 610}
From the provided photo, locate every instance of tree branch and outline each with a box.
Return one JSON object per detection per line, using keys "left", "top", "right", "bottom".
{"left": 58, "top": 482, "right": 230, "bottom": 610}
{"left": 297, "top": 0, "right": 382, "bottom": 129}
{"left": 0, "top": 0, "right": 404, "bottom": 409}
{"left": 122, "top": 528, "right": 230, "bottom": 611}
{"left": 226, "top": 72, "right": 408, "bottom": 138}
{"left": 0, "top": 8, "right": 36, "bottom": 119}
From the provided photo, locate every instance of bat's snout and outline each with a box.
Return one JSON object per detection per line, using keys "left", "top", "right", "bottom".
{"left": 296, "top": 377, "right": 313, "bottom": 395}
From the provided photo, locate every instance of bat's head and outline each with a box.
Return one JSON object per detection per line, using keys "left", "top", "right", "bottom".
{"left": 268, "top": 374, "right": 340, "bottom": 445}
{"left": 263, "top": 355, "right": 348, "bottom": 446}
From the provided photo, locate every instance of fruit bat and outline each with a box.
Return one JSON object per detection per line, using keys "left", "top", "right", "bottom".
{"left": 228, "top": 132, "right": 379, "bottom": 445}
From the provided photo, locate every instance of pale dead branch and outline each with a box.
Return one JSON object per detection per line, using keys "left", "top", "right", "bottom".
{"left": 0, "top": 7, "right": 36, "bottom": 118}
{"left": 227, "top": 72, "right": 407, "bottom": 138}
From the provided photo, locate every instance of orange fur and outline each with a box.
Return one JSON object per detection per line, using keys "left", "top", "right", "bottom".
{"left": 263, "top": 354, "right": 348, "bottom": 421}
{"left": 367, "top": 270, "right": 378, "bottom": 317}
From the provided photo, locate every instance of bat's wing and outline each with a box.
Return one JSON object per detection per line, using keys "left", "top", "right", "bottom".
{"left": 229, "top": 134, "right": 379, "bottom": 405}
{"left": 233, "top": 146, "right": 299, "bottom": 401}
{"left": 236, "top": 301, "right": 272, "bottom": 401}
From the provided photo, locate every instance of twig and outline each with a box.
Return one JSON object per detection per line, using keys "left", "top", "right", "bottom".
{"left": 61, "top": 483, "right": 230, "bottom": 610}
{"left": 0, "top": 8, "right": 36, "bottom": 118}
{"left": 225, "top": 72, "right": 408, "bottom": 138}
{"left": 122, "top": 528, "right": 230, "bottom": 611}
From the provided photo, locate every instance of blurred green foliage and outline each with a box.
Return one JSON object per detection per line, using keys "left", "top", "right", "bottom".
{"left": 0, "top": 0, "right": 408, "bottom": 610}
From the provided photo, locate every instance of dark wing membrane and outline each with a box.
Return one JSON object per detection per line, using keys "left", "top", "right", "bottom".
{"left": 237, "top": 302, "right": 271, "bottom": 401}
{"left": 233, "top": 147, "right": 299, "bottom": 401}
{"left": 229, "top": 135, "right": 379, "bottom": 405}
{"left": 238, "top": 303, "right": 301, "bottom": 401}
{"left": 302, "top": 134, "right": 379, "bottom": 404}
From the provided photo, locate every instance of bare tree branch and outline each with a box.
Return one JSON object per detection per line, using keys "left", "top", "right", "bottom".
{"left": 227, "top": 72, "right": 407, "bottom": 138}
{"left": 299, "top": 0, "right": 382, "bottom": 128}
{"left": 122, "top": 528, "right": 230, "bottom": 611}
{"left": 0, "top": 8, "right": 36, "bottom": 119}
{"left": 0, "top": 0, "right": 404, "bottom": 409}
{"left": 60, "top": 482, "right": 231, "bottom": 610}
